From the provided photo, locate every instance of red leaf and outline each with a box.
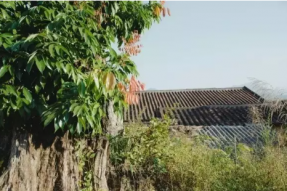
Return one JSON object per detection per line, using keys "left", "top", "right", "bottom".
{"left": 122, "top": 76, "right": 145, "bottom": 105}
{"left": 162, "top": 7, "right": 166, "bottom": 17}
{"left": 140, "top": 83, "right": 145, "bottom": 90}
{"left": 167, "top": 8, "right": 171, "bottom": 16}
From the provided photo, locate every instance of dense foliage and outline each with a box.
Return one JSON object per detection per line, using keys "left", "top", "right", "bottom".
{"left": 110, "top": 119, "right": 287, "bottom": 191}
{"left": 0, "top": 1, "right": 166, "bottom": 135}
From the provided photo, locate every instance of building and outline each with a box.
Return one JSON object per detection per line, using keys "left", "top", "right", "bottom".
{"left": 124, "top": 86, "right": 280, "bottom": 146}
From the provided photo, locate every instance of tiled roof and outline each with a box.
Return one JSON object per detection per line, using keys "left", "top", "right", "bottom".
{"left": 197, "top": 125, "right": 273, "bottom": 147}
{"left": 124, "top": 86, "right": 263, "bottom": 122}
{"left": 170, "top": 123, "right": 274, "bottom": 147}
{"left": 157, "top": 105, "right": 256, "bottom": 126}
{"left": 171, "top": 124, "right": 273, "bottom": 147}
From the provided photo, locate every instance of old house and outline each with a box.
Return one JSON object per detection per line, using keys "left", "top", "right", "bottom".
{"left": 124, "top": 86, "right": 282, "bottom": 146}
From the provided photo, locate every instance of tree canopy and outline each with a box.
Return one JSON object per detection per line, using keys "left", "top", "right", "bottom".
{"left": 0, "top": 1, "right": 169, "bottom": 135}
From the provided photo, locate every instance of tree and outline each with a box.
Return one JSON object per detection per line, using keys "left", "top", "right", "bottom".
{"left": 0, "top": 1, "right": 169, "bottom": 190}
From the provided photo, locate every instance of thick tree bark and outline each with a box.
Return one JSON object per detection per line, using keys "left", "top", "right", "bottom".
{"left": 0, "top": 130, "right": 80, "bottom": 191}
{"left": 94, "top": 137, "right": 109, "bottom": 191}
{"left": 0, "top": 131, "right": 116, "bottom": 191}
{"left": 0, "top": 101, "right": 123, "bottom": 191}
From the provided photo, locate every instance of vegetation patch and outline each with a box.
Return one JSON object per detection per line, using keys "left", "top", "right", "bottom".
{"left": 110, "top": 116, "right": 287, "bottom": 191}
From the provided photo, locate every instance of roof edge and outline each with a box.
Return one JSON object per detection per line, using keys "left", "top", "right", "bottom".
{"left": 139, "top": 86, "right": 245, "bottom": 93}
{"left": 242, "top": 86, "right": 265, "bottom": 102}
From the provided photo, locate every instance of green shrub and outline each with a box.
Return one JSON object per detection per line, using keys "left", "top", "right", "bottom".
{"left": 110, "top": 118, "right": 287, "bottom": 191}
{"left": 110, "top": 115, "right": 172, "bottom": 176}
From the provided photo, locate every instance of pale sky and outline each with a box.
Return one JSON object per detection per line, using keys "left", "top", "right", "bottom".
{"left": 130, "top": 1, "right": 287, "bottom": 92}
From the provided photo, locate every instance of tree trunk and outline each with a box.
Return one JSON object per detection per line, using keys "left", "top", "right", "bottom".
{"left": 94, "top": 137, "right": 109, "bottom": 191}
{"left": 0, "top": 129, "right": 80, "bottom": 191}
{"left": 93, "top": 100, "right": 123, "bottom": 190}
{"left": 106, "top": 101, "right": 123, "bottom": 136}
{"left": 0, "top": 101, "right": 123, "bottom": 191}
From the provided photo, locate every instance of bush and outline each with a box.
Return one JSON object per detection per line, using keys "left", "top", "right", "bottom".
{"left": 110, "top": 117, "right": 287, "bottom": 191}
{"left": 110, "top": 116, "right": 172, "bottom": 176}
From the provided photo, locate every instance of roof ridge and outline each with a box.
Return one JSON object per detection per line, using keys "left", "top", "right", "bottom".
{"left": 157, "top": 103, "right": 265, "bottom": 110}
{"left": 140, "top": 86, "right": 245, "bottom": 93}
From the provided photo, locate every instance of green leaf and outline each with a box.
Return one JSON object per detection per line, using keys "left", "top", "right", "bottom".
{"left": 6, "top": 85, "right": 17, "bottom": 96}
{"left": 78, "top": 81, "right": 85, "bottom": 97}
{"left": 111, "top": 6, "right": 116, "bottom": 16}
{"left": 109, "top": 47, "right": 117, "bottom": 59}
{"left": 0, "top": 33, "right": 13, "bottom": 38}
{"left": 63, "top": 113, "right": 69, "bottom": 125}
{"left": 54, "top": 118, "right": 60, "bottom": 132}
{"left": 56, "top": 45, "right": 70, "bottom": 56}
{"left": 78, "top": 117, "right": 86, "bottom": 131}
{"left": 8, "top": 66, "right": 14, "bottom": 76}
{"left": 93, "top": 73, "right": 100, "bottom": 88}
{"left": 26, "top": 51, "right": 37, "bottom": 73}
{"left": 92, "top": 104, "right": 99, "bottom": 116}
{"left": 55, "top": 45, "right": 60, "bottom": 55}
{"left": 66, "top": 64, "right": 72, "bottom": 75}
{"left": 44, "top": 113, "right": 55, "bottom": 127}
{"left": 35, "top": 85, "right": 41, "bottom": 93}
{"left": 40, "top": 77, "right": 46, "bottom": 88}
{"left": 0, "top": 65, "right": 9, "bottom": 78}
{"left": 23, "top": 87, "right": 32, "bottom": 103}
{"left": 19, "top": 16, "right": 27, "bottom": 24}
{"left": 48, "top": 44, "right": 55, "bottom": 58}
{"left": 1, "top": 8, "right": 9, "bottom": 19}
{"left": 114, "top": 3, "right": 119, "bottom": 13}
{"left": 76, "top": 121, "right": 82, "bottom": 134}
{"left": 87, "top": 115, "right": 94, "bottom": 128}
{"left": 35, "top": 57, "right": 46, "bottom": 73}
{"left": 69, "top": 103, "right": 78, "bottom": 112}
{"left": 22, "top": 98, "right": 30, "bottom": 105}
{"left": 58, "top": 119, "right": 63, "bottom": 129}
{"left": 73, "top": 106, "right": 81, "bottom": 116}
{"left": 25, "top": 33, "right": 39, "bottom": 42}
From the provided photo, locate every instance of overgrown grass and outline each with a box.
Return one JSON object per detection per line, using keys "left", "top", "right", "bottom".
{"left": 110, "top": 117, "right": 287, "bottom": 191}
